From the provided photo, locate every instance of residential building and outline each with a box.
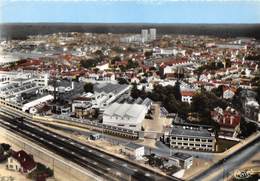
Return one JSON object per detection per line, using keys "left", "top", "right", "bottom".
{"left": 223, "top": 86, "right": 236, "bottom": 99}
{"left": 211, "top": 107, "right": 241, "bottom": 128}
{"left": 211, "top": 107, "right": 241, "bottom": 136}
{"left": 149, "top": 28, "right": 157, "bottom": 40}
{"left": 181, "top": 91, "right": 195, "bottom": 104}
{"left": 7, "top": 150, "right": 36, "bottom": 174}
{"left": 141, "top": 29, "right": 149, "bottom": 43}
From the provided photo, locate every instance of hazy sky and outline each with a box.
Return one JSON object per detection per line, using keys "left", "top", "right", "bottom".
{"left": 1, "top": 0, "right": 260, "bottom": 23}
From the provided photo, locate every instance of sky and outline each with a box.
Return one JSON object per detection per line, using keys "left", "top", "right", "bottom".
{"left": 0, "top": 0, "right": 260, "bottom": 24}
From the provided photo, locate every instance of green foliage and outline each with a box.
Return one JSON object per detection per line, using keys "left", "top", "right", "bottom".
{"left": 117, "top": 78, "right": 129, "bottom": 85}
{"left": 195, "top": 62, "right": 224, "bottom": 80}
{"left": 131, "top": 83, "right": 146, "bottom": 99}
{"left": 173, "top": 81, "right": 182, "bottom": 101}
{"left": 126, "top": 59, "right": 138, "bottom": 69}
{"left": 146, "top": 84, "right": 189, "bottom": 118}
{"left": 239, "top": 118, "right": 258, "bottom": 138}
{"left": 84, "top": 82, "right": 94, "bottom": 93}
{"left": 111, "top": 56, "right": 121, "bottom": 64}
{"left": 211, "top": 85, "right": 223, "bottom": 97}
{"left": 191, "top": 91, "right": 228, "bottom": 128}
{"left": 225, "top": 59, "right": 231, "bottom": 68}
{"left": 27, "top": 162, "right": 54, "bottom": 180}
{"left": 80, "top": 58, "right": 99, "bottom": 68}
{"left": 144, "top": 51, "right": 153, "bottom": 58}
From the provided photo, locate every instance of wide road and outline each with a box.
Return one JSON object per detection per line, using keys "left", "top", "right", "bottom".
{"left": 191, "top": 134, "right": 260, "bottom": 181}
{"left": 0, "top": 113, "right": 180, "bottom": 181}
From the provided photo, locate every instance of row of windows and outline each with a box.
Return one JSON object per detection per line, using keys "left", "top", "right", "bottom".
{"left": 117, "top": 124, "right": 136, "bottom": 127}
{"left": 171, "top": 137, "right": 213, "bottom": 142}
{"left": 171, "top": 142, "right": 213, "bottom": 147}
{"left": 172, "top": 145, "right": 214, "bottom": 151}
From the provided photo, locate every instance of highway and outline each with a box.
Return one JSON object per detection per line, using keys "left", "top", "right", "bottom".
{"left": 190, "top": 134, "right": 260, "bottom": 181}
{"left": 0, "top": 113, "right": 180, "bottom": 181}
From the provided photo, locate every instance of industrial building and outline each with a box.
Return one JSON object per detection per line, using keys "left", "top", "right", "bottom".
{"left": 103, "top": 102, "right": 146, "bottom": 131}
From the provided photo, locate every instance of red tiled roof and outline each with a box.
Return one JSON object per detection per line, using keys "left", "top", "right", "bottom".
{"left": 181, "top": 91, "right": 195, "bottom": 97}
{"left": 12, "top": 150, "right": 36, "bottom": 173}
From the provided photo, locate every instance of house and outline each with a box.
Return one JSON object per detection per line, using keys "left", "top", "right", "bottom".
{"left": 96, "top": 62, "right": 109, "bottom": 71}
{"left": 181, "top": 91, "right": 195, "bottom": 104}
{"left": 166, "top": 152, "right": 193, "bottom": 169}
{"left": 211, "top": 107, "right": 241, "bottom": 136}
{"left": 7, "top": 150, "right": 36, "bottom": 174}
{"left": 223, "top": 87, "right": 236, "bottom": 99}
{"left": 121, "top": 142, "right": 145, "bottom": 160}
{"left": 103, "top": 102, "right": 146, "bottom": 131}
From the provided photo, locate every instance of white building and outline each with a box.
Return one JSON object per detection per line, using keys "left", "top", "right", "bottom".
{"left": 96, "top": 62, "right": 109, "bottom": 71}
{"left": 164, "top": 124, "right": 216, "bottom": 152}
{"left": 121, "top": 142, "right": 145, "bottom": 160}
{"left": 22, "top": 94, "right": 54, "bottom": 112}
{"left": 103, "top": 102, "right": 146, "bottom": 131}
{"left": 92, "top": 83, "right": 130, "bottom": 109}
{"left": 0, "top": 71, "right": 49, "bottom": 88}
{"left": 141, "top": 29, "right": 149, "bottom": 43}
{"left": 167, "top": 152, "right": 193, "bottom": 169}
{"left": 149, "top": 28, "right": 156, "bottom": 41}
{"left": 181, "top": 91, "right": 195, "bottom": 104}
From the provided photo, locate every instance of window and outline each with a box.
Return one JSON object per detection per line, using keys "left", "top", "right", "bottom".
{"left": 129, "top": 125, "right": 136, "bottom": 127}
{"left": 118, "top": 124, "right": 124, "bottom": 126}
{"left": 184, "top": 143, "right": 188, "bottom": 145}
{"left": 195, "top": 139, "right": 200, "bottom": 142}
{"left": 190, "top": 138, "right": 194, "bottom": 141}
{"left": 184, "top": 138, "right": 188, "bottom": 141}
{"left": 178, "top": 143, "right": 182, "bottom": 145}
{"left": 208, "top": 139, "right": 213, "bottom": 142}
{"left": 177, "top": 137, "right": 182, "bottom": 140}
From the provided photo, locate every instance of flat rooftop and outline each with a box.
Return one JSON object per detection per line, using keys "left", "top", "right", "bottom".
{"left": 171, "top": 124, "right": 214, "bottom": 138}
{"left": 171, "top": 152, "right": 192, "bottom": 160}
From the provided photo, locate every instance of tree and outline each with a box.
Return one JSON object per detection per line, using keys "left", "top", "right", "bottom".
{"left": 84, "top": 82, "right": 94, "bottom": 93}
{"left": 80, "top": 58, "right": 99, "bottom": 69}
{"left": 144, "top": 51, "right": 153, "bottom": 59}
{"left": 1, "top": 143, "right": 11, "bottom": 151}
{"left": 212, "top": 85, "right": 223, "bottom": 98}
{"left": 225, "top": 59, "right": 231, "bottom": 68}
{"left": 131, "top": 83, "right": 139, "bottom": 99}
{"left": 173, "top": 81, "right": 182, "bottom": 101}
{"left": 117, "top": 78, "right": 129, "bottom": 85}
{"left": 111, "top": 56, "right": 121, "bottom": 65}
{"left": 126, "top": 59, "right": 138, "bottom": 69}
{"left": 239, "top": 118, "right": 258, "bottom": 138}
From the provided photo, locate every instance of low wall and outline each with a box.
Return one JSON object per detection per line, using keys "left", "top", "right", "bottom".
{"left": 0, "top": 127, "right": 102, "bottom": 181}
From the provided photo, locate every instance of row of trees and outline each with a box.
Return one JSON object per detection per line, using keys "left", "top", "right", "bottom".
{"left": 131, "top": 82, "right": 228, "bottom": 128}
